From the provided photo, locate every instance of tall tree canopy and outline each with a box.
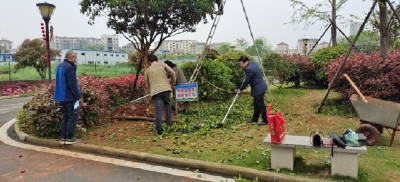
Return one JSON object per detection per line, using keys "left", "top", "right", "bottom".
{"left": 218, "top": 42, "right": 231, "bottom": 54}
{"left": 367, "top": 0, "right": 400, "bottom": 57}
{"left": 80, "top": 0, "right": 219, "bottom": 100}
{"left": 337, "top": 30, "right": 379, "bottom": 52}
{"left": 80, "top": 0, "right": 218, "bottom": 69}
{"left": 14, "top": 39, "right": 60, "bottom": 80}
{"left": 289, "top": 0, "right": 348, "bottom": 46}
{"left": 234, "top": 38, "right": 249, "bottom": 51}
{"left": 245, "top": 37, "right": 272, "bottom": 57}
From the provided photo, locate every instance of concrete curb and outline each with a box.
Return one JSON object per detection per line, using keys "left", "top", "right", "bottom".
{"left": 0, "top": 94, "right": 34, "bottom": 100}
{"left": 13, "top": 122, "right": 325, "bottom": 182}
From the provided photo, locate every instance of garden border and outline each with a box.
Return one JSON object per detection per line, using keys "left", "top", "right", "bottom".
{"left": 0, "top": 94, "right": 34, "bottom": 100}
{"left": 13, "top": 120, "right": 326, "bottom": 182}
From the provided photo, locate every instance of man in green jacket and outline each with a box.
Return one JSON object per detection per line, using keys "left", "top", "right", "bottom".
{"left": 145, "top": 55, "right": 176, "bottom": 135}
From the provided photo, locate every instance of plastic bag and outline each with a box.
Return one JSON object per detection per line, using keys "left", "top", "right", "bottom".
{"left": 267, "top": 104, "right": 286, "bottom": 144}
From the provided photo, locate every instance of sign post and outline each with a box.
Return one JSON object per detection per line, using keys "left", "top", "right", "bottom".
{"left": 175, "top": 82, "right": 200, "bottom": 122}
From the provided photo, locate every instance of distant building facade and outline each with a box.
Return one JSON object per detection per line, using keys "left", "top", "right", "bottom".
{"left": 0, "top": 53, "right": 15, "bottom": 65}
{"left": 59, "top": 49, "right": 128, "bottom": 66}
{"left": 273, "top": 42, "right": 298, "bottom": 55}
{"left": 153, "top": 40, "right": 197, "bottom": 54}
{"left": 50, "top": 34, "right": 119, "bottom": 51}
{"left": 350, "top": 22, "right": 362, "bottom": 36}
{"left": 0, "top": 39, "right": 13, "bottom": 53}
{"left": 297, "top": 38, "right": 321, "bottom": 55}
{"left": 121, "top": 42, "right": 139, "bottom": 53}
{"left": 191, "top": 42, "right": 206, "bottom": 55}
{"left": 153, "top": 40, "right": 226, "bottom": 55}
{"left": 318, "top": 41, "right": 330, "bottom": 50}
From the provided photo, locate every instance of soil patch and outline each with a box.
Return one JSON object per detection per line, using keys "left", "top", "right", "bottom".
{"left": 112, "top": 102, "right": 176, "bottom": 118}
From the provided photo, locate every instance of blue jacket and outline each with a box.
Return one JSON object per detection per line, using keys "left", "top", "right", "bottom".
{"left": 54, "top": 59, "right": 81, "bottom": 101}
{"left": 239, "top": 61, "right": 267, "bottom": 96}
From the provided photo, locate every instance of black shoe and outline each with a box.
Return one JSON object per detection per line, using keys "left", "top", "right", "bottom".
{"left": 157, "top": 130, "right": 163, "bottom": 135}
{"left": 247, "top": 119, "right": 258, "bottom": 123}
{"left": 65, "top": 137, "right": 82, "bottom": 144}
{"left": 258, "top": 121, "right": 268, "bottom": 125}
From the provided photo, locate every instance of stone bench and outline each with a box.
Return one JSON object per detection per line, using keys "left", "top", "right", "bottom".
{"left": 263, "top": 134, "right": 367, "bottom": 178}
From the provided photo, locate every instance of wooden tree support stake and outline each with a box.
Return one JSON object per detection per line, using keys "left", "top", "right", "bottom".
{"left": 317, "top": 0, "right": 377, "bottom": 113}
{"left": 343, "top": 74, "right": 368, "bottom": 103}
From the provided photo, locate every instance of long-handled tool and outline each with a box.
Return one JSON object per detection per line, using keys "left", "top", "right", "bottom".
{"left": 221, "top": 92, "right": 240, "bottom": 125}
{"left": 130, "top": 94, "right": 151, "bottom": 103}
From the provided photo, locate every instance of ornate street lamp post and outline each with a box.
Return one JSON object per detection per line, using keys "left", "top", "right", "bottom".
{"left": 36, "top": 2, "right": 56, "bottom": 84}
{"left": 302, "top": 38, "right": 309, "bottom": 55}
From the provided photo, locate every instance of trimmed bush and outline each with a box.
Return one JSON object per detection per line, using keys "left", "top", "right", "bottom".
{"left": 181, "top": 60, "right": 234, "bottom": 100}
{"left": 311, "top": 45, "right": 346, "bottom": 87}
{"left": 17, "top": 75, "right": 145, "bottom": 137}
{"left": 326, "top": 51, "right": 400, "bottom": 102}
{"left": 263, "top": 53, "right": 292, "bottom": 87}
{"left": 215, "top": 51, "right": 254, "bottom": 89}
{"left": 264, "top": 53, "right": 315, "bottom": 87}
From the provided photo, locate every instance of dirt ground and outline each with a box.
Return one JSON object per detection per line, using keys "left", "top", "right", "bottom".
{"left": 112, "top": 102, "right": 176, "bottom": 118}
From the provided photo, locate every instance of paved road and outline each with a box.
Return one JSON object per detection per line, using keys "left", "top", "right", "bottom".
{"left": 0, "top": 97, "right": 233, "bottom": 182}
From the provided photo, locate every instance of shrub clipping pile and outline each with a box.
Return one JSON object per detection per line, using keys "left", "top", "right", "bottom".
{"left": 17, "top": 75, "right": 145, "bottom": 137}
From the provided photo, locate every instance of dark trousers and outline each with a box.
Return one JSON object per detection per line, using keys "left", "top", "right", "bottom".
{"left": 153, "top": 91, "right": 172, "bottom": 133}
{"left": 60, "top": 101, "right": 78, "bottom": 139}
{"left": 252, "top": 92, "right": 267, "bottom": 122}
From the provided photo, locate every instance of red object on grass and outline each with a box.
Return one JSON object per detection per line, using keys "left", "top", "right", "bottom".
{"left": 267, "top": 104, "right": 286, "bottom": 144}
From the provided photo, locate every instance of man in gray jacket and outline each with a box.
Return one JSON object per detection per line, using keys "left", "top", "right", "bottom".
{"left": 145, "top": 55, "right": 176, "bottom": 135}
{"left": 237, "top": 56, "right": 268, "bottom": 125}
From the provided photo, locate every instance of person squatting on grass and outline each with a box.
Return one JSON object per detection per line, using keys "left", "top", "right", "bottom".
{"left": 237, "top": 56, "right": 268, "bottom": 125}
{"left": 145, "top": 55, "right": 176, "bottom": 135}
{"left": 54, "top": 50, "right": 83, "bottom": 144}
{"left": 164, "top": 60, "right": 189, "bottom": 113}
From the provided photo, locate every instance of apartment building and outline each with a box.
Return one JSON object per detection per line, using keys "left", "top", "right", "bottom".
{"left": 50, "top": 34, "right": 119, "bottom": 51}
{"left": 0, "top": 39, "right": 13, "bottom": 53}
{"left": 296, "top": 38, "right": 319, "bottom": 55}
{"left": 350, "top": 22, "right": 362, "bottom": 36}
{"left": 190, "top": 42, "right": 205, "bottom": 55}
{"left": 121, "top": 42, "right": 139, "bottom": 53}
{"left": 101, "top": 34, "right": 119, "bottom": 51}
{"left": 153, "top": 40, "right": 197, "bottom": 53}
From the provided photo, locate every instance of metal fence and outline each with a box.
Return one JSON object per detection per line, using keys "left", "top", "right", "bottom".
{"left": 0, "top": 62, "right": 136, "bottom": 81}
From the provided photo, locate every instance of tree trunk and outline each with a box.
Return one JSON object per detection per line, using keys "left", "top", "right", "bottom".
{"left": 294, "top": 79, "right": 300, "bottom": 87}
{"left": 128, "top": 57, "right": 143, "bottom": 101}
{"left": 143, "top": 45, "right": 151, "bottom": 103}
{"left": 331, "top": 0, "right": 338, "bottom": 46}
{"left": 379, "top": 0, "right": 390, "bottom": 57}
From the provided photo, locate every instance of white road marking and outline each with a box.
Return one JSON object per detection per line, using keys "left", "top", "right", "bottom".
{"left": 0, "top": 119, "right": 234, "bottom": 182}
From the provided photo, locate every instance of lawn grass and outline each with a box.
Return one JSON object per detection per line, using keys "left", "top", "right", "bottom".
{"left": 81, "top": 84, "right": 400, "bottom": 181}
{"left": 0, "top": 63, "right": 135, "bottom": 81}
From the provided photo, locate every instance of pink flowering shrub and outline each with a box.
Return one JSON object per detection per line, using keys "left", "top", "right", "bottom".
{"left": 1, "top": 82, "right": 40, "bottom": 96}
{"left": 17, "top": 74, "right": 146, "bottom": 137}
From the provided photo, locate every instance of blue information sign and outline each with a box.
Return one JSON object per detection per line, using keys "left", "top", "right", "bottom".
{"left": 175, "top": 82, "right": 198, "bottom": 101}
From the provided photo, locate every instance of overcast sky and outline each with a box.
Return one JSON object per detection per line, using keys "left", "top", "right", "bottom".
{"left": 0, "top": 0, "right": 373, "bottom": 50}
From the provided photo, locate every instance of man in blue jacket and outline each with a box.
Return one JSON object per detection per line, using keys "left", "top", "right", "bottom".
{"left": 238, "top": 56, "right": 268, "bottom": 125}
{"left": 54, "top": 50, "right": 82, "bottom": 144}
